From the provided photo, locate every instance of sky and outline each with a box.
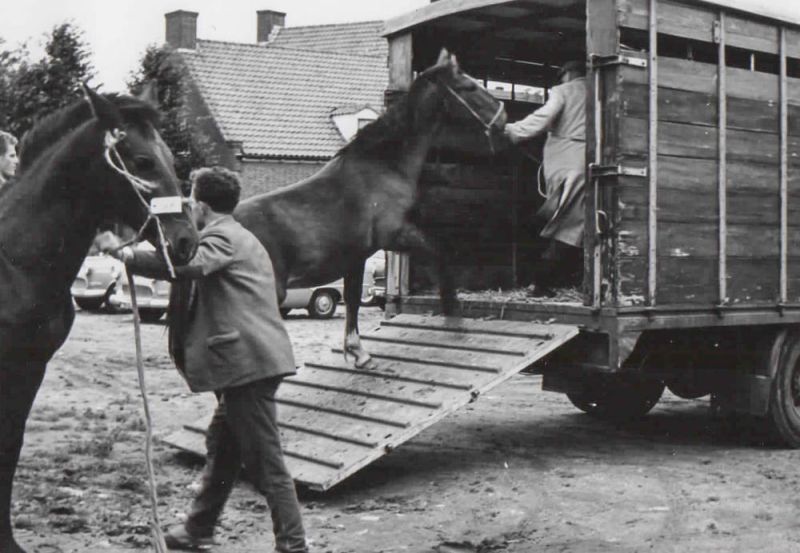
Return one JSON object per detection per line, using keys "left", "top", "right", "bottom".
{"left": 2, "top": 0, "right": 429, "bottom": 92}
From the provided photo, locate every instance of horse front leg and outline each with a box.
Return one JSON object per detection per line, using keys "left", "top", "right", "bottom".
{"left": 0, "top": 361, "right": 47, "bottom": 553}
{"left": 391, "top": 224, "right": 457, "bottom": 316}
{"left": 343, "top": 261, "right": 377, "bottom": 370}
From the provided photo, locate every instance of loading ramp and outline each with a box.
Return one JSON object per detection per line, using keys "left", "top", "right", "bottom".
{"left": 161, "top": 314, "right": 578, "bottom": 491}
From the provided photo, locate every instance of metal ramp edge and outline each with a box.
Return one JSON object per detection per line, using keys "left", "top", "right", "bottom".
{"left": 160, "top": 314, "right": 578, "bottom": 491}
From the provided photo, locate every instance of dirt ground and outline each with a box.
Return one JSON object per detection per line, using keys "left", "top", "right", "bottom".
{"left": 11, "top": 306, "right": 800, "bottom": 552}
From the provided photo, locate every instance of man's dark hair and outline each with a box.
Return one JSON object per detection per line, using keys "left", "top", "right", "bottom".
{"left": 191, "top": 166, "right": 241, "bottom": 213}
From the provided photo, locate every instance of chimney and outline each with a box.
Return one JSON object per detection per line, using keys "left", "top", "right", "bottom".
{"left": 257, "top": 10, "right": 286, "bottom": 44}
{"left": 165, "top": 10, "right": 199, "bottom": 50}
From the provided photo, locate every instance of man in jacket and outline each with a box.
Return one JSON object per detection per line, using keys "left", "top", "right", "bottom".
{"left": 99, "top": 167, "right": 307, "bottom": 552}
{"left": 504, "top": 60, "right": 586, "bottom": 296}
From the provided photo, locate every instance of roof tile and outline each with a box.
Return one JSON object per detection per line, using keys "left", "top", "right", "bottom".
{"left": 179, "top": 22, "right": 387, "bottom": 159}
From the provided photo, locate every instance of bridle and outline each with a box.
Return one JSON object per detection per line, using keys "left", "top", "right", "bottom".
{"left": 441, "top": 82, "right": 505, "bottom": 155}
{"left": 103, "top": 128, "right": 179, "bottom": 278}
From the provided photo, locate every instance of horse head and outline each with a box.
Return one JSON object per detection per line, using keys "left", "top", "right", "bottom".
{"left": 416, "top": 49, "right": 508, "bottom": 150}
{"left": 83, "top": 85, "right": 198, "bottom": 265}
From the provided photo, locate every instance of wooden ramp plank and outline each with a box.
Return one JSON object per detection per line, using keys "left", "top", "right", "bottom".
{"left": 160, "top": 314, "right": 578, "bottom": 491}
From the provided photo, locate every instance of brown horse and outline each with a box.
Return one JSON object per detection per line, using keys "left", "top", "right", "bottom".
{"left": 0, "top": 87, "right": 198, "bottom": 553}
{"left": 235, "top": 50, "right": 506, "bottom": 368}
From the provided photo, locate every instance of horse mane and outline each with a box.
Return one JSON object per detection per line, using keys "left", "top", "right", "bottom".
{"left": 18, "top": 93, "right": 161, "bottom": 171}
{"left": 337, "top": 67, "right": 445, "bottom": 161}
{"left": 336, "top": 93, "right": 412, "bottom": 160}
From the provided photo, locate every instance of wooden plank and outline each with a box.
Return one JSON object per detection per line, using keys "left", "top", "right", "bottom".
{"left": 330, "top": 341, "right": 508, "bottom": 373}
{"left": 648, "top": 0, "right": 658, "bottom": 305}
{"left": 302, "top": 361, "right": 474, "bottom": 391}
{"left": 618, "top": 0, "right": 786, "bottom": 53}
{"left": 617, "top": 185, "right": 800, "bottom": 225}
{"left": 718, "top": 13, "right": 728, "bottom": 304}
{"left": 618, "top": 117, "right": 798, "bottom": 163}
{"left": 618, "top": 220, "right": 790, "bottom": 258}
{"left": 617, "top": 156, "right": 784, "bottom": 193}
{"left": 619, "top": 256, "right": 789, "bottom": 305}
{"left": 383, "top": 0, "right": 519, "bottom": 37}
{"left": 386, "top": 32, "right": 414, "bottom": 309}
{"left": 620, "top": 57, "right": 800, "bottom": 105}
{"left": 781, "top": 27, "right": 790, "bottom": 303}
{"left": 587, "top": 0, "right": 619, "bottom": 309}
{"left": 621, "top": 84, "right": 800, "bottom": 135}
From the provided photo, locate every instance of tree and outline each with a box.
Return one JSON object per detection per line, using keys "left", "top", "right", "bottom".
{"left": 3, "top": 23, "right": 94, "bottom": 138}
{"left": 128, "top": 45, "right": 212, "bottom": 184}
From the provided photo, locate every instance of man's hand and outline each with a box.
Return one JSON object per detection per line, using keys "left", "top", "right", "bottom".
{"left": 503, "top": 124, "right": 524, "bottom": 145}
{"left": 94, "top": 231, "right": 123, "bottom": 255}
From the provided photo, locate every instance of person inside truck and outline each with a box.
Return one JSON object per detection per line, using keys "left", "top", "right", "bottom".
{"left": 504, "top": 60, "right": 586, "bottom": 297}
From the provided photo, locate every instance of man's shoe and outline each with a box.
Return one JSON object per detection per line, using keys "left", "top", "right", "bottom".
{"left": 163, "top": 525, "right": 214, "bottom": 551}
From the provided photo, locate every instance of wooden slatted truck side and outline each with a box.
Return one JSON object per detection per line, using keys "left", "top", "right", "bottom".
{"left": 382, "top": 0, "right": 800, "bottom": 446}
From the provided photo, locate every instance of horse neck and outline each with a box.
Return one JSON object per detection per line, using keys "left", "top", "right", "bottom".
{"left": 396, "top": 114, "right": 443, "bottom": 182}
{"left": 0, "top": 124, "right": 107, "bottom": 286}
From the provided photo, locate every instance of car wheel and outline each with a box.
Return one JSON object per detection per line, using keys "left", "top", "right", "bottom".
{"left": 75, "top": 296, "right": 106, "bottom": 312}
{"left": 139, "top": 309, "right": 165, "bottom": 323}
{"left": 308, "top": 290, "right": 337, "bottom": 319}
{"left": 360, "top": 290, "right": 377, "bottom": 307}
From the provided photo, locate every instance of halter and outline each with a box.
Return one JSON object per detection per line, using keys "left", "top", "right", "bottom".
{"left": 103, "top": 128, "right": 178, "bottom": 279}
{"left": 442, "top": 83, "right": 505, "bottom": 155}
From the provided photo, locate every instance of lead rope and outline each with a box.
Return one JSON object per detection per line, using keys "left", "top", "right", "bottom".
{"left": 104, "top": 129, "right": 174, "bottom": 552}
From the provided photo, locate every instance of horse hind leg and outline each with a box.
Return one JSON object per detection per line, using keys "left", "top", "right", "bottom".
{"left": 0, "top": 361, "right": 46, "bottom": 553}
{"left": 342, "top": 262, "right": 377, "bottom": 370}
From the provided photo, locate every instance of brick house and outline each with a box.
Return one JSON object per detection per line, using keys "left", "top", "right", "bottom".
{"left": 164, "top": 10, "right": 388, "bottom": 197}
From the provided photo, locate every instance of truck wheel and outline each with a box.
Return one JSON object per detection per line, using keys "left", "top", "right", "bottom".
{"left": 767, "top": 331, "right": 800, "bottom": 447}
{"left": 308, "top": 290, "right": 337, "bottom": 319}
{"left": 667, "top": 374, "right": 712, "bottom": 399}
{"left": 567, "top": 376, "right": 664, "bottom": 421}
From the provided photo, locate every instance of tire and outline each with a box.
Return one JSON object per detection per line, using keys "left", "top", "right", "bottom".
{"left": 279, "top": 308, "right": 291, "bottom": 319}
{"left": 567, "top": 375, "right": 665, "bottom": 421}
{"left": 360, "top": 291, "right": 377, "bottom": 307}
{"left": 667, "top": 376, "right": 712, "bottom": 400}
{"left": 139, "top": 309, "right": 165, "bottom": 323}
{"left": 75, "top": 296, "right": 106, "bottom": 312}
{"left": 767, "top": 331, "right": 800, "bottom": 447}
{"left": 308, "top": 290, "right": 337, "bottom": 319}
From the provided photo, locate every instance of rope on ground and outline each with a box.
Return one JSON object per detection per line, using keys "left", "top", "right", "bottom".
{"left": 128, "top": 271, "right": 169, "bottom": 552}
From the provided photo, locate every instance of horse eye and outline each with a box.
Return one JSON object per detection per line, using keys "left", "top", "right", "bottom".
{"left": 134, "top": 156, "right": 155, "bottom": 172}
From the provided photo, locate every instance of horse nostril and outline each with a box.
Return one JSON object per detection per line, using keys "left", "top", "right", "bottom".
{"left": 174, "top": 236, "right": 195, "bottom": 263}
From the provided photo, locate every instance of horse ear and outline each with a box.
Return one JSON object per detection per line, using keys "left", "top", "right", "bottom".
{"left": 82, "top": 82, "right": 123, "bottom": 130}
{"left": 436, "top": 48, "right": 451, "bottom": 66}
{"left": 451, "top": 54, "right": 461, "bottom": 74}
{"left": 136, "top": 80, "right": 159, "bottom": 107}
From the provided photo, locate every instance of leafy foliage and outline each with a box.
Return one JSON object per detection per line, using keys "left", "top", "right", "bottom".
{"left": 0, "top": 23, "right": 94, "bottom": 138}
{"left": 128, "top": 45, "right": 213, "bottom": 185}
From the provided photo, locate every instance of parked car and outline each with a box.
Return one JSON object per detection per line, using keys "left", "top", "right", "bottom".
{"left": 71, "top": 255, "right": 124, "bottom": 311}
{"left": 108, "top": 270, "right": 171, "bottom": 323}
{"left": 362, "top": 250, "right": 387, "bottom": 309}
{"left": 106, "top": 246, "right": 387, "bottom": 321}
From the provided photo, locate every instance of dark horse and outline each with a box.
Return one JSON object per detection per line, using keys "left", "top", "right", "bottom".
{"left": 0, "top": 87, "right": 198, "bottom": 553}
{"left": 235, "top": 50, "right": 506, "bottom": 368}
